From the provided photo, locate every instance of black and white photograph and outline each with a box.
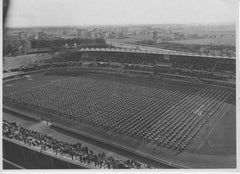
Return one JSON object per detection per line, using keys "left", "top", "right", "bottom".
{"left": 2, "top": 0, "right": 238, "bottom": 170}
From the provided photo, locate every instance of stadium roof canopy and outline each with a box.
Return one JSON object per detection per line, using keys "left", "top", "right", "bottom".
{"left": 77, "top": 48, "right": 236, "bottom": 60}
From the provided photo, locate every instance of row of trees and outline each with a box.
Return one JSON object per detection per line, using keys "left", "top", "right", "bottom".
{"left": 31, "top": 38, "right": 107, "bottom": 49}
{"left": 3, "top": 38, "right": 108, "bottom": 56}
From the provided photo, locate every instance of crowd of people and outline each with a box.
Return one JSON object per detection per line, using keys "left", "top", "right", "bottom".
{"left": 5, "top": 47, "right": 235, "bottom": 84}
{"left": 9, "top": 50, "right": 235, "bottom": 82}
{"left": 4, "top": 73, "right": 232, "bottom": 153}
{"left": 3, "top": 119, "right": 152, "bottom": 169}
{"left": 10, "top": 62, "right": 234, "bottom": 83}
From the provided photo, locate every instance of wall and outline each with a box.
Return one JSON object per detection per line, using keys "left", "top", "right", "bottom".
{"left": 3, "top": 138, "right": 89, "bottom": 169}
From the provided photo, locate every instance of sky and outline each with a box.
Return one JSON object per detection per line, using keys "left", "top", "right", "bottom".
{"left": 5, "top": 0, "right": 237, "bottom": 27}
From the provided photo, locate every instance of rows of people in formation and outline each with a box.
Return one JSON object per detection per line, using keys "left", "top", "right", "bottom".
{"left": 4, "top": 74, "right": 232, "bottom": 152}
{"left": 3, "top": 120, "right": 151, "bottom": 169}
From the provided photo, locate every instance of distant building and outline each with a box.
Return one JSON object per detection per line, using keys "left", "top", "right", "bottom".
{"left": 200, "top": 47, "right": 205, "bottom": 53}
{"left": 90, "top": 31, "right": 96, "bottom": 39}
{"left": 158, "top": 33, "right": 175, "bottom": 40}
{"left": 34, "top": 33, "right": 39, "bottom": 40}
{"left": 67, "top": 29, "right": 78, "bottom": 36}
{"left": 152, "top": 31, "right": 158, "bottom": 40}
{"left": 63, "top": 30, "right": 68, "bottom": 36}
{"left": 102, "top": 32, "right": 112, "bottom": 39}
{"left": 96, "top": 33, "right": 103, "bottom": 39}
{"left": 4, "top": 35, "right": 19, "bottom": 41}
{"left": 173, "top": 33, "right": 185, "bottom": 40}
{"left": 156, "top": 38, "right": 162, "bottom": 44}
{"left": 22, "top": 39, "right": 31, "bottom": 54}
{"left": 19, "top": 31, "right": 28, "bottom": 40}
{"left": 38, "top": 32, "right": 48, "bottom": 39}
{"left": 74, "top": 43, "right": 77, "bottom": 48}
{"left": 209, "top": 49, "right": 221, "bottom": 56}
{"left": 77, "top": 29, "right": 89, "bottom": 39}
{"left": 115, "top": 27, "right": 128, "bottom": 35}
{"left": 135, "top": 30, "right": 143, "bottom": 35}
{"left": 65, "top": 43, "right": 69, "bottom": 49}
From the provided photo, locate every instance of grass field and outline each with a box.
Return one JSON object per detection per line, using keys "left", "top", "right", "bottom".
{"left": 3, "top": 72, "right": 235, "bottom": 155}
{"left": 195, "top": 104, "right": 236, "bottom": 155}
{"left": 3, "top": 71, "right": 236, "bottom": 168}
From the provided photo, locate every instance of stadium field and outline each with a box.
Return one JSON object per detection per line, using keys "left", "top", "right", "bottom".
{"left": 3, "top": 70, "right": 236, "bottom": 168}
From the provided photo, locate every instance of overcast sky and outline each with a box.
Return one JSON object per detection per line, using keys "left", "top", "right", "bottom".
{"left": 6, "top": 0, "right": 237, "bottom": 27}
